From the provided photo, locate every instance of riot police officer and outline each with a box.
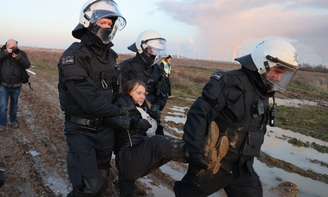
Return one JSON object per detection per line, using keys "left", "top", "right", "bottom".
{"left": 57, "top": 1, "right": 128, "bottom": 196}
{"left": 119, "top": 30, "right": 169, "bottom": 135}
{"left": 174, "top": 38, "right": 299, "bottom": 197}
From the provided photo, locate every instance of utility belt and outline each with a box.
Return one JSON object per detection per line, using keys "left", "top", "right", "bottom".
{"left": 60, "top": 113, "right": 105, "bottom": 129}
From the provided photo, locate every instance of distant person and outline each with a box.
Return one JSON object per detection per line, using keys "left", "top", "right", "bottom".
{"left": 160, "top": 55, "right": 173, "bottom": 98}
{"left": 119, "top": 30, "right": 169, "bottom": 135}
{"left": 174, "top": 38, "right": 299, "bottom": 197}
{"left": 0, "top": 39, "right": 31, "bottom": 132}
{"left": 57, "top": 0, "right": 128, "bottom": 196}
{"left": 105, "top": 79, "right": 222, "bottom": 197}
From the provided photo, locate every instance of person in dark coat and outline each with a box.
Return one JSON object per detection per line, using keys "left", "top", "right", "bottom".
{"left": 174, "top": 38, "right": 300, "bottom": 197}
{"left": 57, "top": 1, "right": 129, "bottom": 196}
{"left": 0, "top": 39, "right": 31, "bottom": 132}
{"left": 105, "top": 79, "right": 187, "bottom": 197}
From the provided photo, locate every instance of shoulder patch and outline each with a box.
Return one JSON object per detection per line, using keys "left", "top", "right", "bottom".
{"left": 211, "top": 72, "right": 223, "bottom": 81}
{"left": 61, "top": 55, "right": 75, "bottom": 66}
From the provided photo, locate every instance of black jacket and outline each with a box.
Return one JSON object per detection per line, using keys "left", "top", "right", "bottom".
{"left": 0, "top": 45, "right": 31, "bottom": 88}
{"left": 119, "top": 54, "right": 168, "bottom": 110}
{"left": 105, "top": 94, "right": 148, "bottom": 155}
{"left": 183, "top": 56, "right": 271, "bottom": 177}
{"left": 58, "top": 31, "right": 121, "bottom": 119}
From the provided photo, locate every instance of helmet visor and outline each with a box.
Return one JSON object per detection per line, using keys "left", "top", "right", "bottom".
{"left": 90, "top": 1, "right": 126, "bottom": 30}
{"left": 145, "top": 38, "right": 167, "bottom": 57}
{"left": 260, "top": 60, "right": 298, "bottom": 92}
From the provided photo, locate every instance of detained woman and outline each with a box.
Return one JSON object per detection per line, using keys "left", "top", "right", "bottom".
{"left": 104, "top": 79, "right": 187, "bottom": 196}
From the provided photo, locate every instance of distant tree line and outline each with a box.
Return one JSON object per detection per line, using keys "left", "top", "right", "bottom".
{"left": 299, "top": 63, "right": 328, "bottom": 73}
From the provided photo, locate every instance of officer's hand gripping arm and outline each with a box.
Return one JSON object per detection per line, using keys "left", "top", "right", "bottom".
{"left": 148, "top": 104, "right": 161, "bottom": 121}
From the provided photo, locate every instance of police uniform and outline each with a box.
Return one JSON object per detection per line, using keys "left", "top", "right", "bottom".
{"left": 58, "top": 31, "right": 121, "bottom": 197}
{"left": 174, "top": 54, "right": 272, "bottom": 197}
{"left": 119, "top": 53, "right": 168, "bottom": 110}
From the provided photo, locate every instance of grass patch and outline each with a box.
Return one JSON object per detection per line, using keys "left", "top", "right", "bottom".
{"left": 276, "top": 105, "right": 328, "bottom": 141}
{"left": 26, "top": 49, "right": 61, "bottom": 76}
{"left": 288, "top": 83, "right": 316, "bottom": 92}
{"left": 291, "top": 70, "right": 328, "bottom": 96}
{"left": 170, "top": 67, "right": 213, "bottom": 99}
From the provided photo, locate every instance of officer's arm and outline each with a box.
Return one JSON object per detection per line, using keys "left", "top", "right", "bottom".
{"left": 61, "top": 57, "right": 121, "bottom": 118}
{"left": 65, "top": 79, "right": 120, "bottom": 118}
{"left": 104, "top": 96, "right": 142, "bottom": 131}
{"left": 119, "top": 61, "right": 132, "bottom": 85}
{"left": 153, "top": 86, "right": 168, "bottom": 111}
{"left": 183, "top": 97, "right": 218, "bottom": 154}
{"left": 183, "top": 75, "right": 226, "bottom": 154}
{"left": 105, "top": 116, "right": 131, "bottom": 130}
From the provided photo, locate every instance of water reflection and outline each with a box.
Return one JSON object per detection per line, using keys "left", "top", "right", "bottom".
{"left": 273, "top": 98, "right": 328, "bottom": 107}
{"left": 164, "top": 113, "right": 186, "bottom": 124}
{"left": 263, "top": 126, "right": 328, "bottom": 174}
{"left": 139, "top": 178, "right": 175, "bottom": 197}
{"left": 254, "top": 159, "right": 326, "bottom": 197}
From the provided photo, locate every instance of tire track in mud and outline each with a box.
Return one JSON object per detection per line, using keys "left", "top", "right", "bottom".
{"left": 0, "top": 70, "right": 71, "bottom": 196}
{"left": 0, "top": 130, "right": 40, "bottom": 196}
{"left": 18, "top": 71, "right": 71, "bottom": 195}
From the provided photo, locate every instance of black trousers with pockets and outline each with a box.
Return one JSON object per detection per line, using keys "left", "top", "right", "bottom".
{"left": 65, "top": 121, "right": 115, "bottom": 197}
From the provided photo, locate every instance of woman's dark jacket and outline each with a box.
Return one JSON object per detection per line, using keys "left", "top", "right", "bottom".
{"left": 0, "top": 45, "right": 31, "bottom": 88}
{"left": 105, "top": 94, "right": 149, "bottom": 155}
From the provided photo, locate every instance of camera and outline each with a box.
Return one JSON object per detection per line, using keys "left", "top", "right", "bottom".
{"left": 11, "top": 46, "right": 20, "bottom": 54}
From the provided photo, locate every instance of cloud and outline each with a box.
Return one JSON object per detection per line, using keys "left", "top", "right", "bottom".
{"left": 147, "top": 11, "right": 156, "bottom": 15}
{"left": 156, "top": 0, "right": 328, "bottom": 65}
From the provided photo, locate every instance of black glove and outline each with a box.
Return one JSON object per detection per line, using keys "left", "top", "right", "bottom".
{"left": 136, "top": 119, "right": 152, "bottom": 130}
{"left": 119, "top": 106, "right": 129, "bottom": 117}
{"left": 188, "top": 153, "right": 209, "bottom": 170}
{"left": 130, "top": 118, "right": 152, "bottom": 132}
{"left": 156, "top": 124, "right": 164, "bottom": 135}
{"left": 149, "top": 104, "right": 161, "bottom": 120}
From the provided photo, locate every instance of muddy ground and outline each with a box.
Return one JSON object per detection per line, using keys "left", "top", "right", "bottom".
{"left": 0, "top": 67, "right": 327, "bottom": 197}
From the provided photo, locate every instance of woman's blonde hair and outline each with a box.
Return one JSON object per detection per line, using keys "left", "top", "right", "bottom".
{"left": 121, "top": 79, "right": 151, "bottom": 108}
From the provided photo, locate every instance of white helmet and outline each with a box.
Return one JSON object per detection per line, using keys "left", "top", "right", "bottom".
{"left": 251, "top": 38, "right": 299, "bottom": 92}
{"left": 72, "top": 0, "right": 126, "bottom": 43}
{"left": 128, "top": 30, "right": 167, "bottom": 66}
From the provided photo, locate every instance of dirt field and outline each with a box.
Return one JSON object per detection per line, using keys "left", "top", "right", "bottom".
{"left": 0, "top": 57, "right": 327, "bottom": 196}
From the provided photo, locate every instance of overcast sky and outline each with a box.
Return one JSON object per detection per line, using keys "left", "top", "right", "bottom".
{"left": 1, "top": 0, "right": 327, "bottom": 65}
